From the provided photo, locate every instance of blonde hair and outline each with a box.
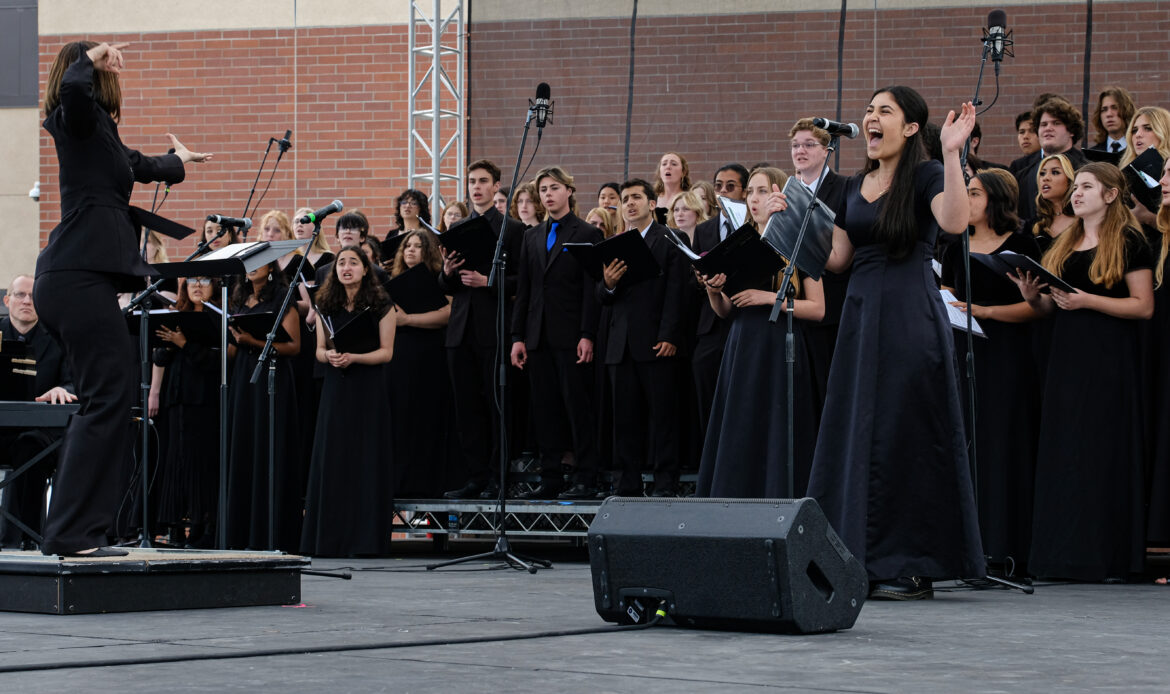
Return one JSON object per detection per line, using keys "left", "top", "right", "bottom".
{"left": 145, "top": 230, "right": 168, "bottom": 264}
{"left": 1042, "top": 163, "right": 1139, "bottom": 289}
{"left": 1032, "top": 154, "right": 1076, "bottom": 238}
{"left": 690, "top": 180, "right": 719, "bottom": 217}
{"left": 294, "top": 207, "right": 333, "bottom": 254}
{"left": 585, "top": 207, "right": 618, "bottom": 238}
{"left": 1118, "top": 106, "right": 1170, "bottom": 169}
{"left": 667, "top": 191, "right": 708, "bottom": 228}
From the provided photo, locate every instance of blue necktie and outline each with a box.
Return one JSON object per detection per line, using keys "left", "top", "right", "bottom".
{"left": 546, "top": 221, "right": 558, "bottom": 253}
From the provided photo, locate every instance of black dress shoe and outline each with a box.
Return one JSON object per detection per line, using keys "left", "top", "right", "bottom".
{"left": 869, "top": 576, "right": 933, "bottom": 601}
{"left": 478, "top": 483, "right": 501, "bottom": 500}
{"left": 443, "top": 481, "right": 485, "bottom": 500}
{"left": 558, "top": 483, "right": 597, "bottom": 500}
{"left": 517, "top": 484, "right": 562, "bottom": 500}
{"left": 60, "top": 547, "right": 130, "bottom": 558}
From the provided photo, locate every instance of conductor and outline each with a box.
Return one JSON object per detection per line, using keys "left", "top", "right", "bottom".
{"left": 35, "top": 41, "right": 211, "bottom": 557}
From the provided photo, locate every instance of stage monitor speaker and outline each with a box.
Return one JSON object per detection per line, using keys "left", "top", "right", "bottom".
{"left": 588, "top": 497, "right": 867, "bottom": 634}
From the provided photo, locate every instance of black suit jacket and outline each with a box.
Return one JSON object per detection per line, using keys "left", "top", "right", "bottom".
{"left": 511, "top": 213, "right": 603, "bottom": 351}
{"left": 1017, "top": 147, "right": 1087, "bottom": 220}
{"left": 0, "top": 318, "right": 72, "bottom": 400}
{"left": 36, "top": 48, "right": 186, "bottom": 292}
{"left": 598, "top": 223, "right": 690, "bottom": 363}
{"left": 439, "top": 207, "right": 525, "bottom": 349}
{"left": 1009, "top": 150, "right": 1041, "bottom": 177}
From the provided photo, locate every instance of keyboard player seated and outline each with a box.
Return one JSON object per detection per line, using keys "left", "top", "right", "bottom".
{"left": 0, "top": 274, "right": 76, "bottom": 550}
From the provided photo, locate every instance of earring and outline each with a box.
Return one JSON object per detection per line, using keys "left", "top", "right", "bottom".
{"left": 268, "top": 271, "right": 273, "bottom": 281}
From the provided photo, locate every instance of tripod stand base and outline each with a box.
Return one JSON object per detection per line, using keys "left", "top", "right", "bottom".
{"left": 426, "top": 534, "right": 552, "bottom": 574}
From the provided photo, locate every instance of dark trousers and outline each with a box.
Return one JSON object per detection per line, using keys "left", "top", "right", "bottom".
{"left": 0, "top": 429, "right": 59, "bottom": 547}
{"left": 609, "top": 356, "right": 680, "bottom": 495}
{"left": 447, "top": 338, "right": 499, "bottom": 486}
{"left": 527, "top": 347, "right": 597, "bottom": 485}
{"left": 34, "top": 271, "right": 136, "bottom": 554}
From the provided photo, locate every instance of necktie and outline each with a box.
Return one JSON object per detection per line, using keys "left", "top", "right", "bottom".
{"left": 546, "top": 221, "right": 558, "bottom": 253}
{"left": 721, "top": 219, "right": 732, "bottom": 241}
{"left": 1110, "top": 141, "right": 1121, "bottom": 153}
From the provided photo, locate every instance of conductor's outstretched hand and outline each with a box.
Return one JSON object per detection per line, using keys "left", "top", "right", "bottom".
{"left": 167, "top": 133, "right": 213, "bottom": 164}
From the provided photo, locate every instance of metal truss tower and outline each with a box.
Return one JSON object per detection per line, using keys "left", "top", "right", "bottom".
{"left": 407, "top": 0, "right": 466, "bottom": 212}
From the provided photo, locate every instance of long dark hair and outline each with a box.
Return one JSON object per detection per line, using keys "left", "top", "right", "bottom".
{"left": 230, "top": 261, "right": 288, "bottom": 311}
{"left": 315, "top": 246, "right": 390, "bottom": 317}
{"left": 394, "top": 189, "right": 432, "bottom": 230}
{"left": 390, "top": 230, "right": 443, "bottom": 277}
{"left": 44, "top": 41, "right": 122, "bottom": 122}
{"left": 865, "top": 85, "right": 930, "bottom": 259}
{"left": 973, "top": 168, "right": 1021, "bottom": 236}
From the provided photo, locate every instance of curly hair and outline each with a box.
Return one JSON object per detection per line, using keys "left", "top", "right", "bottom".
{"left": 390, "top": 230, "right": 444, "bottom": 277}
{"left": 509, "top": 181, "right": 546, "bottom": 225}
{"left": 1031, "top": 98, "right": 1085, "bottom": 145}
{"left": 1091, "top": 86, "right": 1136, "bottom": 145}
{"left": 315, "top": 246, "right": 390, "bottom": 317}
{"left": 393, "top": 189, "right": 432, "bottom": 231}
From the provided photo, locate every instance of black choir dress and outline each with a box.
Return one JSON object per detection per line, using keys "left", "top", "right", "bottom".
{"left": 288, "top": 253, "right": 334, "bottom": 504}
{"left": 386, "top": 270, "right": 459, "bottom": 497}
{"left": 153, "top": 320, "right": 221, "bottom": 538}
{"left": 806, "top": 161, "right": 986, "bottom": 582}
{"left": 941, "top": 233, "right": 1042, "bottom": 568}
{"left": 1148, "top": 246, "right": 1170, "bottom": 545}
{"left": 224, "top": 298, "right": 302, "bottom": 552}
{"left": 1029, "top": 235, "right": 1151, "bottom": 580}
{"left": 696, "top": 277, "right": 818, "bottom": 498}
{"left": 301, "top": 305, "right": 395, "bottom": 557}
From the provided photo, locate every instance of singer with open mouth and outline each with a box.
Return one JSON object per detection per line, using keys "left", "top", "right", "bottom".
{"left": 35, "top": 41, "right": 212, "bottom": 558}
{"left": 805, "top": 86, "right": 985, "bottom": 601}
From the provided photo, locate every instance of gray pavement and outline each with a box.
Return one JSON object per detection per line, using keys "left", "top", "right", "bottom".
{"left": 0, "top": 541, "right": 1167, "bottom": 693}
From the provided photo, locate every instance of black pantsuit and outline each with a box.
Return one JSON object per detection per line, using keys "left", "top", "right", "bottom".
{"left": 35, "top": 47, "right": 187, "bottom": 554}
{"left": 511, "top": 213, "right": 603, "bottom": 485}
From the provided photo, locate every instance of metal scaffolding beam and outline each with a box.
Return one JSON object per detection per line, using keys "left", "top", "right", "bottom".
{"left": 407, "top": 0, "right": 465, "bottom": 213}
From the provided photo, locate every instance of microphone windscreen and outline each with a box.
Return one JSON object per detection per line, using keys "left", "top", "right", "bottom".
{"left": 536, "top": 82, "right": 551, "bottom": 100}
{"left": 987, "top": 9, "right": 1006, "bottom": 28}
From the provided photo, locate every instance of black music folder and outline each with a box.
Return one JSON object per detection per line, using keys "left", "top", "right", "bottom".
{"left": 1083, "top": 148, "right": 1123, "bottom": 166}
{"left": 665, "top": 224, "right": 786, "bottom": 297}
{"left": 207, "top": 305, "right": 293, "bottom": 344}
{"left": 1125, "top": 148, "right": 1164, "bottom": 213}
{"left": 127, "top": 309, "right": 221, "bottom": 350}
{"left": 563, "top": 230, "right": 662, "bottom": 289}
{"left": 387, "top": 264, "right": 448, "bottom": 314}
{"left": 972, "top": 250, "right": 1075, "bottom": 293}
{"left": 381, "top": 232, "right": 407, "bottom": 262}
{"left": 322, "top": 309, "right": 380, "bottom": 354}
{"left": 438, "top": 216, "right": 497, "bottom": 272}
{"left": 761, "top": 177, "right": 837, "bottom": 280}
{"left": 131, "top": 206, "right": 197, "bottom": 241}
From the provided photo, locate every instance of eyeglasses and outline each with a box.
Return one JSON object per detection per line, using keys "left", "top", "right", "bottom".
{"left": 8, "top": 292, "right": 32, "bottom": 301}
{"left": 188, "top": 278, "right": 213, "bottom": 286}
{"left": 790, "top": 142, "right": 823, "bottom": 151}
{"left": 713, "top": 181, "right": 740, "bottom": 191}
{"left": 400, "top": 199, "right": 420, "bottom": 207}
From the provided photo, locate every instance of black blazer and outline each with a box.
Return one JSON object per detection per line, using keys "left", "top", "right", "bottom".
{"left": 597, "top": 223, "right": 690, "bottom": 363}
{"left": 1, "top": 318, "right": 72, "bottom": 400}
{"left": 1009, "top": 150, "right": 1041, "bottom": 177}
{"left": 36, "top": 48, "right": 186, "bottom": 291}
{"left": 510, "top": 212, "right": 603, "bottom": 351}
{"left": 439, "top": 207, "right": 525, "bottom": 349}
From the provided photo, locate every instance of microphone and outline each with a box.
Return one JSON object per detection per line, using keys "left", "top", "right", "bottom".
{"left": 299, "top": 200, "right": 344, "bottom": 225}
{"left": 987, "top": 10, "right": 1006, "bottom": 62}
{"left": 811, "top": 118, "right": 860, "bottom": 139}
{"left": 532, "top": 83, "right": 552, "bottom": 129}
{"left": 206, "top": 214, "right": 253, "bottom": 229}
{"left": 276, "top": 129, "right": 292, "bottom": 153}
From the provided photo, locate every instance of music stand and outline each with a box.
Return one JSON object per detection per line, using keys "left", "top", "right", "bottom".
{"left": 151, "top": 238, "right": 310, "bottom": 549}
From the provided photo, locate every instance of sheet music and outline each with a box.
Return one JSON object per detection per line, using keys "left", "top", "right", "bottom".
{"left": 665, "top": 227, "right": 701, "bottom": 260}
{"left": 197, "top": 241, "right": 268, "bottom": 262}
{"left": 939, "top": 289, "right": 985, "bottom": 338}
{"left": 717, "top": 197, "right": 748, "bottom": 230}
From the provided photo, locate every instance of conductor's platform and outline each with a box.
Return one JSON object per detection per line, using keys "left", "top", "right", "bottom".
{"left": 0, "top": 548, "right": 308, "bottom": 615}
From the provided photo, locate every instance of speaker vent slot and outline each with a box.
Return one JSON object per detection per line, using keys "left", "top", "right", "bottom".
{"left": 806, "top": 561, "right": 834, "bottom": 603}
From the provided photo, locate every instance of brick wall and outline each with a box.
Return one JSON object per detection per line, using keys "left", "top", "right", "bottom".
{"left": 38, "top": 25, "right": 417, "bottom": 254}
{"left": 467, "top": 4, "right": 1170, "bottom": 198}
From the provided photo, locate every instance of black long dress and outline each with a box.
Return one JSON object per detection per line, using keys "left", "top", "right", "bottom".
{"left": 224, "top": 298, "right": 302, "bottom": 552}
{"left": 941, "top": 233, "right": 1042, "bottom": 568}
{"left": 287, "top": 253, "right": 334, "bottom": 511}
{"left": 1029, "top": 235, "right": 1151, "bottom": 580}
{"left": 696, "top": 277, "right": 818, "bottom": 498}
{"left": 806, "top": 161, "right": 986, "bottom": 582}
{"left": 153, "top": 320, "right": 221, "bottom": 538}
{"left": 1148, "top": 247, "right": 1170, "bottom": 545}
{"left": 301, "top": 306, "right": 395, "bottom": 557}
{"left": 386, "top": 269, "right": 459, "bottom": 497}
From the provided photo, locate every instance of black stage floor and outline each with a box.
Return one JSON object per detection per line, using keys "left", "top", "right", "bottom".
{"left": 0, "top": 540, "right": 1166, "bottom": 692}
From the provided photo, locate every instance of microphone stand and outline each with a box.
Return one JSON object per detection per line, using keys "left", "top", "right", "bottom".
{"left": 249, "top": 222, "right": 319, "bottom": 551}
{"left": 239, "top": 134, "right": 292, "bottom": 241}
{"left": 955, "top": 31, "right": 1030, "bottom": 594}
{"left": 122, "top": 225, "right": 229, "bottom": 548}
{"left": 428, "top": 106, "right": 551, "bottom": 574}
{"left": 767, "top": 134, "right": 839, "bottom": 499}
